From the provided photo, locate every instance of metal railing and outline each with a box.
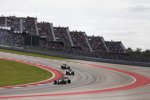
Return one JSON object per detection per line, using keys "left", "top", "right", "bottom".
{"left": 0, "top": 45, "right": 150, "bottom": 67}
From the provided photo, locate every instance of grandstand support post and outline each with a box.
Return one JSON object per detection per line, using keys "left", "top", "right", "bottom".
{"left": 5, "top": 17, "right": 7, "bottom": 27}
{"left": 49, "top": 23, "right": 56, "bottom": 41}
{"left": 66, "top": 27, "right": 74, "bottom": 47}
{"left": 35, "top": 18, "right": 39, "bottom": 35}
{"left": 83, "top": 32, "right": 93, "bottom": 52}
{"left": 101, "top": 37, "right": 109, "bottom": 52}
{"left": 20, "top": 18, "right": 23, "bottom": 33}
{"left": 120, "top": 42, "right": 126, "bottom": 53}
{"left": 31, "top": 34, "right": 33, "bottom": 46}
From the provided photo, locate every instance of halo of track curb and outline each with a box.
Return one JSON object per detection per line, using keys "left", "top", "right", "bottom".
{"left": 0, "top": 61, "right": 150, "bottom": 99}
{"left": 0, "top": 58, "right": 63, "bottom": 88}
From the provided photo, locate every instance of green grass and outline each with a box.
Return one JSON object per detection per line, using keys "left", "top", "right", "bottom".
{"left": 0, "top": 48, "right": 66, "bottom": 60}
{"left": 0, "top": 60, "right": 53, "bottom": 86}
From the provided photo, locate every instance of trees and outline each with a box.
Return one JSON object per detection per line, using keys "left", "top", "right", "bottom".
{"left": 135, "top": 48, "right": 142, "bottom": 54}
{"left": 126, "top": 47, "right": 133, "bottom": 53}
{"left": 126, "top": 47, "right": 150, "bottom": 62}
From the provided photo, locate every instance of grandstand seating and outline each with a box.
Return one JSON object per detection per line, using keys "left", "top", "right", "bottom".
{"left": 70, "top": 31, "right": 92, "bottom": 52}
{"left": 105, "top": 41, "right": 126, "bottom": 54}
{"left": 0, "top": 16, "right": 127, "bottom": 56}
{"left": 22, "top": 17, "right": 37, "bottom": 35}
{"left": 53, "top": 27, "right": 73, "bottom": 47}
{"left": 0, "top": 29, "right": 13, "bottom": 45}
{"left": 38, "top": 22, "right": 54, "bottom": 42}
{"left": 7, "top": 16, "right": 20, "bottom": 33}
{"left": 0, "top": 16, "right": 6, "bottom": 27}
{"left": 88, "top": 36, "right": 109, "bottom": 53}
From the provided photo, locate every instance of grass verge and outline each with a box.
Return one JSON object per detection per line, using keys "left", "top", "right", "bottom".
{"left": 0, "top": 59, "right": 53, "bottom": 86}
{"left": 0, "top": 48, "right": 66, "bottom": 60}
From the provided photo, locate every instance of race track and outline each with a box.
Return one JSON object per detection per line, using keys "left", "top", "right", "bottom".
{"left": 0, "top": 52, "right": 150, "bottom": 100}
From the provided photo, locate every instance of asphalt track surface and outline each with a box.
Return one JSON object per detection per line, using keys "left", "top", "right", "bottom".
{"left": 0, "top": 52, "right": 150, "bottom": 100}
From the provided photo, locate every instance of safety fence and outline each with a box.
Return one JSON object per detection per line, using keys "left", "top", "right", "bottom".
{"left": 0, "top": 45, "right": 150, "bottom": 67}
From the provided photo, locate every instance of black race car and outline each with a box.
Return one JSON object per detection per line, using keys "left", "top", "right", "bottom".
{"left": 61, "top": 64, "right": 70, "bottom": 70}
{"left": 54, "top": 77, "right": 71, "bottom": 85}
{"left": 66, "top": 69, "right": 75, "bottom": 75}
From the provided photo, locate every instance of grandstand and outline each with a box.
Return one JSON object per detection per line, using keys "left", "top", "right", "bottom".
{"left": 105, "top": 41, "right": 126, "bottom": 53}
{"left": 70, "top": 31, "right": 92, "bottom": 52}
{"left": 37, "top": 22, "right": 55, "bottom": 42}
{"left": 0, "top": 15, "right": 126, "bottom": 57}
{"left": 88, "top": 36, "right": 109, "bottom": 53}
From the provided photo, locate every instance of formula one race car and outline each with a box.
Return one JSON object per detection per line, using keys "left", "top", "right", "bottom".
{"left": 54, "top": 77, "right": 71, "bottom": 85}
{"left": 61, "top": 64, "right": 70, "bottom": 70}
{"left": 66, "top": 69, "right": 75, "bottom": 75}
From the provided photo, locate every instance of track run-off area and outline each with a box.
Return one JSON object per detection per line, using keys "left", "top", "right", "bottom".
{"left": 0, "top": 52, "right": 150, "bottom": 100}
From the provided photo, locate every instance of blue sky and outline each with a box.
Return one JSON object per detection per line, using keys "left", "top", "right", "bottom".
{"left": 1, "top": 0, "right": 150, "bottom": 50}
